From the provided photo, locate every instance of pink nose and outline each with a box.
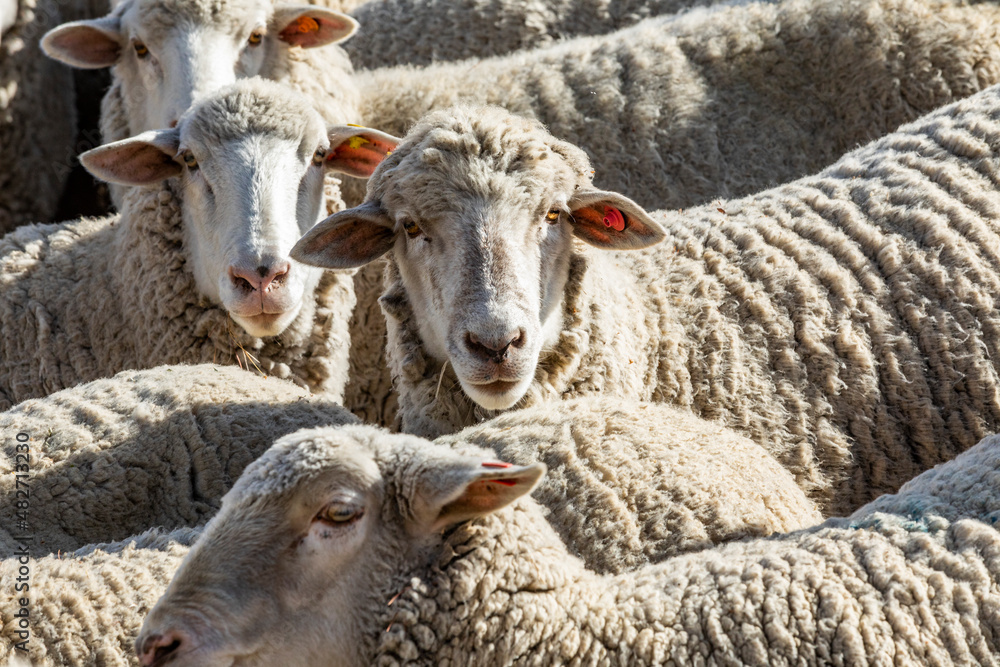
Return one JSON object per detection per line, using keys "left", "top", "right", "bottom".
{"left": 228, "top": 261, "right": 291, "bottom": 293}
{"left": 137, "top": 631, "right": 184, "bottom": 665}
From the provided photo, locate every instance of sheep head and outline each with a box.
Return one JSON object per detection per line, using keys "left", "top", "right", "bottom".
{"left": 293, "top": 106, "right": 665, "bottom": 410}
{"left": 41, "top": 0, "right": 357, "bottom": 134}
{"left": 79, "top": 78, "right": 395, "bottom": 338}
{"left": 135, "top": 424, "right": 544, "bottom": 667}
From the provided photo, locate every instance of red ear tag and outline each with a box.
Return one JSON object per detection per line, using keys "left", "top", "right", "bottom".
{"left": 482, "top": 461, "right": 513, "bottom": 468}
{"left": 602, "top": 206, "right": 626, "bottom": 232}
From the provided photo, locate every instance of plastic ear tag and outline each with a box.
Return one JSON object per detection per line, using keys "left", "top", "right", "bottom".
{"left": 603, "top": 206, "right": 626, "bottom": 232}
{"left": 290, "top": 16, "right": 320, "bottom": 34}
{"left": 347, "top": 136, "right": 371, "bottom": 149}
{"left": 482, "top": 461, "right": 513, "bottom": 468}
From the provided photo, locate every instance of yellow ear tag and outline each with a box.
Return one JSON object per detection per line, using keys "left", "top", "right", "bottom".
{"left": 347, "top": 136, "right": 371, "bottom": 149}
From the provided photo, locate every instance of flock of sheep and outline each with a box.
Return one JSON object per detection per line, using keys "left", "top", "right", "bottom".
{"left": 5, "top": 0, "right": 1000, "bottom": 663}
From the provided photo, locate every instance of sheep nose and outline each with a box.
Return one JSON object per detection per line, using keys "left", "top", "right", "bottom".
{"left": 228, "top": 261, "right": 291, "bottom": 293}
{"left": 137, "top": 631, "right": 184, "bottom": 666}
{"left": 464, "top": 329, "right": 525, "bottom": 364}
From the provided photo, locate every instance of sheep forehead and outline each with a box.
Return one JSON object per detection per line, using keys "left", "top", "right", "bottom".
{"left": 130, "top": 0, "right": 267, "bottom": 36}
{"left": 180, "top": 80, "right": 325, "bottom": 149}
{"left": 374, "top": 107, "right": 592, "bottom": 218}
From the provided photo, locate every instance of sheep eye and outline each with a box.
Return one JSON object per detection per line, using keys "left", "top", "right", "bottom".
{"left": 317, "top": 502, "right": 363, "bottom": 524}
{"left": 312, "top": 147, "right": 327, "bottom": 166}
{"left": 133, "top": 40, "right": 149, "bottom": 58}
{"left": 248, "top": 30, "right": 263, "bottom": 46}
{"left": 402, "top": 218, "right": 422, "bottom": 238}
{"left": 182, "top": 152, "right": 198, "bottom": 170}
{"left": 545, "top": 208, "right": 561, "bottom": 223}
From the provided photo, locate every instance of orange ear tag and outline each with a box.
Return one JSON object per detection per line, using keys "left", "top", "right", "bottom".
{"left": 603, "top": 206, "right": 626, "bottom": 232}
{"left": 292, "top": 16, "right": 319, "bottom": 34}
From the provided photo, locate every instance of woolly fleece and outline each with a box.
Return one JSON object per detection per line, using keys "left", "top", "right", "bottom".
{"left": 358, "top": 0, "right": 1000, "bottom": 212}
{"left": 0, "top": 527, "right": 197, "bottom": 667}
{"left": 379, "top": 83, "right": 1000, "bottom": 516}
{"left": 372, "top": 433, "right": 1000, "bottom": 666}
{"left": 344, "top": 0, "right": 723, "bottom": 70}
{"left": 0, "top": 0, "right": 76, "bottom": 233}
{"left": 0, "top": 364, "right": 357, "bottom": 557}
{"left": 439, "top": 397, "right": 821, "bottom": 573}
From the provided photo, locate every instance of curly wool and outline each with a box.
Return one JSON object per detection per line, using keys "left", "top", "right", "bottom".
{"left": 0, "top": 364, "right": 357, "bottom": 557}
{"left": 0, "top": 0, "right": 76, "bottom": 233}
{"left": 0, "top": 527, "right": 197, "bottom": 667}
{"left": 384, "top": 83, "right": 1000, "bottom": 516}
{"left": 376, "top": 501, "right": 1000, "bottom": 665}
{"left": 344, "top": 0, "right": 722, "bottom": 70}
{"left": 438, "top": 398, "right": 821, "bottom": 574}
{"left": 358, "top": 0, "right": 1000, "bottom": 213}
{"left": 0, "top": 182, "right": 355, "bottom": 412}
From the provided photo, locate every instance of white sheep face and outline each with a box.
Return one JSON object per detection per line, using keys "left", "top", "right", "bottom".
{"left": 135, "top": 426, "right": 542, "bottom": 667}
{"left": 292, "top": 108, "right": 666, "bottom": 410}
{"left": 80, "top": 80, "right": 396, "bottom": 339}
{"left": 41, "top": 0, "right": 358, "bottom": 134}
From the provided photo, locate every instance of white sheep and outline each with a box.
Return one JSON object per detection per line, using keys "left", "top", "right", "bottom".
{"left": 357, "top": 0, "right": 1000, "bottom": 212}
{"left": 0, "top": 526, "right": 198, "bottom": 667}
{"left": 0, "top": 0, "right": 77, "bottom": 234}
{"left": 296, "top": 82, "right": 1000, "bottom": 515}
{"left": 0, "top": 364, "right": 358, "bottom": 557}
{"left": 343, "top": 0, "right": 722, "bottom": 70}
{"left": 0, "top": 78, "right": 396, "bottom": 411}
{"left": 0, "top": 406, "right": 823, "bottom": 666}
{"left": 41, "top": 0, "right": 403, "bottom": 426}
{"left": 136, "top": 425, "right": 1000, "bottom": 666}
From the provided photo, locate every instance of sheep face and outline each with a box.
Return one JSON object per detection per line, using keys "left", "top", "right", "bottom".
{"left": 293, "top": 107, "right": 665, "bottom": 409}
{"left": 80, "top": 80, "right": 395, "bottom": 339}
{"left": 135, "top": 425, "right": 543, "bottom": 667}
{"left": 41, "top": 0, "right": 357, "bottom": 134}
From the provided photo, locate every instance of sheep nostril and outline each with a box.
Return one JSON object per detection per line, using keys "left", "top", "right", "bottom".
{"left": 138, "top": 632, "right": 183, "bottom": 666}
{"left": 464, "top": 331, "right": 524, "bottom": 364}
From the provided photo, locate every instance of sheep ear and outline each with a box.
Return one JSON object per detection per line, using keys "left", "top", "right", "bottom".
{"left": 272, "top": 6, "right": 358, "bottom": 48}
{"left": 291, "top": 201, "right": 395, "bottom": 269}
{"left": 567, "top": 189, "right": 665, "bottom": 250}
{"left": 325, "top": 125, "right": 399, "bottom": 178}
{"left": 416, "top": 459, "right": 546, "bottom": 533}
{"left": 80, "top": 129, "right": 182, "bottom": 186}
{"left": 41, "top": 16, "right": 122, "bottom": 68}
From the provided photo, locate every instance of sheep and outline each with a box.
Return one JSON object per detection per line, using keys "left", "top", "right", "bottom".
{"left": 41, "top": 0, "right": 404, "bottom": 427}
{"left": 134, "top": 425, "right": 1000, "bottom": 667}
{"left": 0, "top": 410, "right": 819, "bottom": 666}
{"left": 0, "top": 364, "right": 358, "bottom": 557}
{"left": 0, "top": 0, "right": 77, "bottom": 234}
{"left": 343, "top": 0, "right": 722, "bottom": 70}
{"left": 356, "top": 0, "right": 1000, "bottom": 213}
{"left": 0, "top": 78, "right": 398, "bottom": 411}
{"left": 0, "top": 408, "right": 822, "bottom": 666}
{"left": 0, "top": 526, "right": 198, "bottom": 667}
{"left": 295, "top": 82, "right": 1000, "bottom": 516}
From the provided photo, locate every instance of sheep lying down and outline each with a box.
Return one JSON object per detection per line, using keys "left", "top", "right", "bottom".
{"left": 132, "top": 426, "right": 1000, "bottom": 666}
{"left": 0, "top": 364, "right": 358, "bottom": 558}
{"left": 0, "top": 397, "right": 823, "bottom": 665}
{"left": 296, "top": 83, "right": 1000, "bottom": 516}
